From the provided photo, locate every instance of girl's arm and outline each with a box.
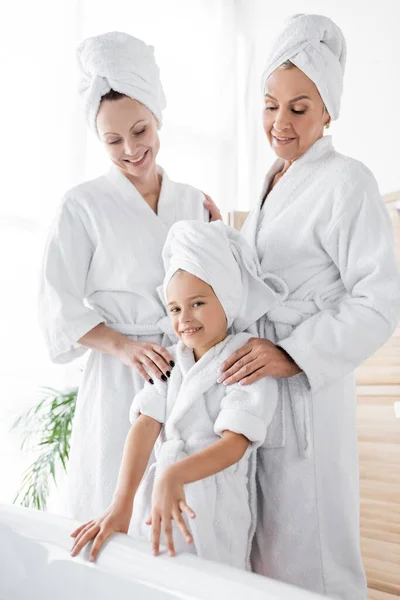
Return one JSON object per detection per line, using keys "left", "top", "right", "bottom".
{"left": 150, "top": 377, "right": 277, "bottom": 557}
{"left": 169, "top": 430, "right": 248, "bottom": 484}
{"left": 71, "top": 414, "right": 161, "bottom": 561}
{"left": 114, "top": 414, "right": 162, "bottom": 504}
{"left": 150, "top": 430, "right": 249, "bottom": 557}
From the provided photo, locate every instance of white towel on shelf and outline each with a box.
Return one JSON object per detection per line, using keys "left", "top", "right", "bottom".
{"left": 77, "top": 31, "right": 166, "bottom": 133}
{"left": 262, "top": 14, "right": 346, "bottom": 120}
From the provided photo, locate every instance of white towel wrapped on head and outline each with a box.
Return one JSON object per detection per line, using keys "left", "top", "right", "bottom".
{"left": 162, "top": 220, "right": 277, "bottom": 334}
{"left": 262, "top": 14, "right": 346, "bottom": 120}
{"left": 77, "top": 31, "right": 166, "bottom": 133}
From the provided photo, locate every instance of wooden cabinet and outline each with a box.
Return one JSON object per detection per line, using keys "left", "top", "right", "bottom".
{"left": 357, "top": 385, "right": 400, "bottom": 595}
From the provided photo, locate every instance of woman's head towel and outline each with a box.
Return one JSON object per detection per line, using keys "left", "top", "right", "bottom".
{"left": 162, "top": 221, "right": 277, "bottom": 334}
{"left": 77, "top": 31, "right": 166, "bottom": 133}
{"left": 262, "top": 14, "right": 347, "bottom": 120}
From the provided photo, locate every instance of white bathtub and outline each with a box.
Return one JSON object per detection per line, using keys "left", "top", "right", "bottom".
{"left": 0, "top": 504, "right": 324, "bottom": 600}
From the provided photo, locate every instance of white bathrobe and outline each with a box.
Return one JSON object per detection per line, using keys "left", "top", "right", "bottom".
{"left": 241, "top": 135, "right": 400, "bottom": 599}
{"left": 39, "top": 165, "right": 208, "bottom": 520}
{"left": 129, "top": 333, "right": 278, "bottom": 570}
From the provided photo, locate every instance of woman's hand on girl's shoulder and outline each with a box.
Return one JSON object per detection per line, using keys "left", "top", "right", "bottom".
{"left": 217, "top": 337, "right": 302, "bottom": 385}
{"left": 116, "top": 339, "right": 174, "bottom": 384}
{"left": 203, "top": 193, "right": 222, "bottom": 222}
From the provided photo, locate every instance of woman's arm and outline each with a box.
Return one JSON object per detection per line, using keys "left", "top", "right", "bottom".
{"left": 70, "top": 414, "right": 161, "bottom": 561}
{"left": 276, "top": 182, "right": 400, "bottom": 393}
{"left": 39, "top": 197, "right": 105, "bottom": 364}
{"left": 220, "top": 178, "right": 400, "bottom": 388}
{"left": 78, "top": 323, "right": 174, "bottom": 382}
{"left": 40, "top": 197, "right": 173, "bottom": 380}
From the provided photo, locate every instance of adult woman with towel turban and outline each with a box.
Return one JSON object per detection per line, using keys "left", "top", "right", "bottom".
{"left": 39, "top": 32, "right": 214, "bottom": 521}
{"left": 217, "top": 14, "right": 400, "bottom": 599}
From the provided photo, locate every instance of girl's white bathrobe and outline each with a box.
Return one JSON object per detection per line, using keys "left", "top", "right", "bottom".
{"left": 39, "top": 165, "right": 208, "bottom": 520}
{"left": 241, "top": 136, "right": 400, "bottom": 599}
{"left": 129, "top": 332, "right": 278, "bottom": 570}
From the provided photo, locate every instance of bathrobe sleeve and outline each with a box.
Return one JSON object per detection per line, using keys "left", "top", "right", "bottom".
{"left": 214, "top": 376, "right": 278, "bottom": 448}
{"left": 279, "top": 174, "right": 400, "bottom": 393}
{"left": 38, "top": 195, "right": 104, "bottom": 364}
{"left": 129, "top": 378, "right": 168, "bottom": 424}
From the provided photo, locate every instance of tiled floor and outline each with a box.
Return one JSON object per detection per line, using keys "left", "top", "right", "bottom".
{"left": 368, "top": 589, "right": 399, "bottom": 599}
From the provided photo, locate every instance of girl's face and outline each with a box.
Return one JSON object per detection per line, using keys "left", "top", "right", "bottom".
{"left": 96, "top": 96, "right": 160, "bottom": 180}
{"left": 263, "top": 66, "right": 330, "bottom": 163}
{"left": 166, "top": 271, "right": 227, "bottom": 361}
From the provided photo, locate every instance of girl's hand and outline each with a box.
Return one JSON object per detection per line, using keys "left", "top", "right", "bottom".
{"left": 203, "top": 193, "right": 223, "bottom": 222}
{"left": 70, "top": 500, "right": 133, "bottom": 562}
{"left": 116, "top": 339, "right": 174, "bottom": 383}
{"left": 147, "top": 469, "right": 195, "bottom": 557}
{"left": 218, "top": 337, "right": 302, "bottom": 385}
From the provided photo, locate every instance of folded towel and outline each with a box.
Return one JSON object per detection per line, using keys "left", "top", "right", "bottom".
{"left": 262, "top": 14, "right": 346, "bottom": 120}
{"left": 162, "top": 220, "right": 277, "bottom": 334}
{"left": 77, "top": 31, "right": 166, "bottom": 133}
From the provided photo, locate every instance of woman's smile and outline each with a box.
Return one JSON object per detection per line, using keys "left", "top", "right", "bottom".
{"left": 124, "top": 149, "right": 149, "bottom": 167}
{"left": 272, "top": 134, "right": 297, "bottom": 146}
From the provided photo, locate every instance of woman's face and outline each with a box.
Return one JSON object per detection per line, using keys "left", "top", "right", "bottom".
{"left": 96, "top": 96, "right": 160, "bottom": 179}
{"left": 263, "top": 66, "right": 330, "bottom": 162}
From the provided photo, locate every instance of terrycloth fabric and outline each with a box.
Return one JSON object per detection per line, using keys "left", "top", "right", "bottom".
{"left": 241, "top": 135, "right": 400, "bottom": 599}
{"left": 77, "top": 32, "right": 166, "bottom": 133}
{"left": 129, "top": 333, "right": 278, "bottom": 569}
{"left": 262, "top": 14, "right": 347, "bottom": 120}
{"left": 39, "top": 165, "right": 208, "bottom": 520}
{"left": 162, "top": 220, "right": 277, "bottom": 333}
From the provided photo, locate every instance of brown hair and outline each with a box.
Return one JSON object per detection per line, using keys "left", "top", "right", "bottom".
{"left": 99, "top": 89, "right": 161, "bottom": 129}
{"left": 280, "top": 59, "right": 296, "bottom": 69}
{"left": 101, "top": 89, "right": 126, "bottom": 102}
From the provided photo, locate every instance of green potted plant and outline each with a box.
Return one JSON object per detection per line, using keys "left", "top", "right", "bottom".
{"left": 12, "top": 387, "right": 77, "bottom": 510}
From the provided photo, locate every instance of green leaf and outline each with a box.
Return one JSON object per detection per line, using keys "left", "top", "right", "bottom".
{"left": 11, "top": 386, "right": 78, "bottom": 510}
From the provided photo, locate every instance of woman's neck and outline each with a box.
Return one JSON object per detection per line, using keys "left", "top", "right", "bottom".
{"left": 270, "top": 159, "right": 293, "bottom": 191}
{"left": 281, "top": 160, "right": 293, "bottom": 174}
{"left": 126, "top": 167, "right": 162, "bottom": 212}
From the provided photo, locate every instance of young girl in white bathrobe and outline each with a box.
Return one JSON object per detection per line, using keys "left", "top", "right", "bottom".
{"left": 70, "top": 220, "right": 279, "bottom": 569}
{"left": 39, "top": 33, "right": 220, "bottom": 522}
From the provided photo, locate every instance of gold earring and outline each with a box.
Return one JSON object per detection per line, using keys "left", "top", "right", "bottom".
{"left": 325, "top": 119, "right": 331, "bottom": 129}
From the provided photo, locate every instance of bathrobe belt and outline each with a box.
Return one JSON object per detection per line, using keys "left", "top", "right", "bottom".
{"left": 108, "top": 317, "right": 175, "bottom": 340}
{"left": 265, "top": 298, "right": 324, "bottom": 459}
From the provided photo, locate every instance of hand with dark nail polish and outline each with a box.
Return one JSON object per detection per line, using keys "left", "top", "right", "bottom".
{"left": 166, "top": 371, "right": 171, "bottom": 378}
{"left": 149, "top": 378, "right": 154, "bottom": 385}
{"left": 169, "top": 361, "right": 175, "bottom": 368}
{"left": 161, "top": 375, "right": 168, "bottom": 382}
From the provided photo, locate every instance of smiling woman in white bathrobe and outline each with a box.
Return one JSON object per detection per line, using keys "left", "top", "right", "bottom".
{"left": 216, "top": 14, "right": 400, "bottom": 600}
{"left": 39, "top": 32, "right": 213, "bottom": 521}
